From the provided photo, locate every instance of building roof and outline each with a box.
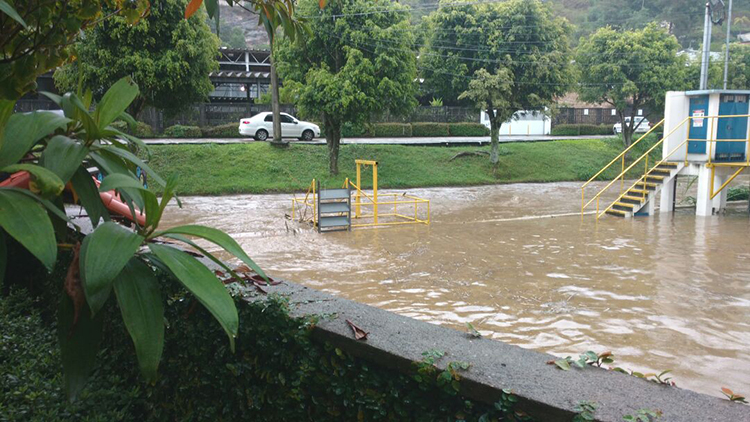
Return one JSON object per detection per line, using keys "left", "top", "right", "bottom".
{"left": 685, "top": 89, "right": 750, "bottom": 96}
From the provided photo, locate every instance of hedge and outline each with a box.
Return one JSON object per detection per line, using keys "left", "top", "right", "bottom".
{"left": 412, "top": 122, "right": 450, "bottom": 137}
{"left": 550, "top": 124, "right": 613, "bottom": 136}
{"left": 372, "top": 123, "right": 412, "bottom": 137}
{"left": 1, "top": 253, "right": 524, "bottom": 422}
{"left": 162, "top": 124, "right": 203, "bottom": 138}
{"left": 110, "top": 120, "right": 155, "bottom": 138}
{"left": 448, "top": 123, "right": 489, "bottom": 137}
{"left": 201, "top": 123, "right": 242, "bottom": 138}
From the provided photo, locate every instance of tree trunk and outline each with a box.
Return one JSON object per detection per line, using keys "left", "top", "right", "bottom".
{"left": 270, "top": 46, "right": 282, "bottom": 144}
{"left": 489, "top": 114, "right": 500, "bottom": 166}
{"left": 127, "top": 95, "right": 147, "bottom": 120}
{"left": 324, "top": 116, "right": 341, "bottom": 175}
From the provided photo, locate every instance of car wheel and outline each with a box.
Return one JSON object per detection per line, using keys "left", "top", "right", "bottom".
{"left": 255, "top": 129, "right": 268, "bottom": 141}
{"left": 301, "top": 129, "right": 314, "bottom": 141}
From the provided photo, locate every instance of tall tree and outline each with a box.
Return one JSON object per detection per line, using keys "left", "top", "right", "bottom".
{"left": 275, "top": 0, "right": 417, "bottom": 175}
{"left": 0, "top": 0, "right": 150, "bottom": 100}
{"left": 421, "top": 0, "right": 573, "bottom": 165}
{"left": 576, "top": 23, "right": 688, "bottom": 147}
{"left": 55, "top": 0, "right": 219, "bottom": 118}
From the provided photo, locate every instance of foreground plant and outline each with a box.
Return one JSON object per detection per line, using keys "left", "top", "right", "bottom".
{"left": 721, "top": 387, "right": 748, "bottom": 404}
{"left": 550, "top": 350, "right": 614, "bottom": 370}
{"left": 623, "top": 408, "right": 662, "bottom": 421}
{"left": 0, "top": 77, "right": 265, "bottom": 399}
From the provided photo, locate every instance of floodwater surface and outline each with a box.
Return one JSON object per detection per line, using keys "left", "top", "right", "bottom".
{"left": 160, "top": 182, "right": 750, "bottom": 398}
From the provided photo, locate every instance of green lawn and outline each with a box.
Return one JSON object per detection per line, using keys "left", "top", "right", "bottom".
{"left": 145, "top": 139, "right": 630, "bottom": 195}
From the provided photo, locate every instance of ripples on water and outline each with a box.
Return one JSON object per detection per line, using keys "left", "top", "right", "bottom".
{"left": 160, "top": 181, "right": 750, "bottom": 397}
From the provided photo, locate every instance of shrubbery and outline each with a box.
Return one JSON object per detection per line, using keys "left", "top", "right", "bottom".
{"left": 372, "top": 123, "right": 412, "bottom": 137}
{"left": 162, "top": 124, "right": 203, "bottom": 138}
{"left": 341, "top": 121, "right": 372, "bottom": 137}
{"left": 110, "top": 120, "right": 155, "bottom": 138}
{"left": 1, "top": 272, "right": 515, "bottom": 421}
{"left": 412, "top": 122, "right": 450, "bottom": 137}
{"left": 550, "top": 124, "right": 613, "bottom": 136}
{"left": 448, "top": 123, "right": 490, "bottom": 136}
{"left": 201, "top": 123, "right": 241, "bottom": 138}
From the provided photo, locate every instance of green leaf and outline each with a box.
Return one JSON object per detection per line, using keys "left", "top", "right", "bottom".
{"left": 89, "top": 150, "right": 144, "bottom": 211}
{"left": 40, "top": 135, "right": 89, "bottom": 184}
{"left": 70, "top": 166, "right": 110, "bottom": 227}
{"left": 100, "top": 145, "right": 165, "bottom": 186}
{"left": 58, "top": 292, "right": 103, "bottom": 401}
{"left": 2, "top": 163, "right": 65, "bottom": 197}
{"left": 0, "top": 230, "right": 6, "bottom": 285}
{"left": 80, "top": 222, "right": 144, "bottom": 315}
{"left": 113, "top": 258, "right": 164, "bottom": 382}
{"left": 148, "top": 243, "right": 238, "bottom": 350}
{"left": 99, "top": 173, "right": 151, "bottom": 194}
{"left": 61, "top": 93, "right": 98, "bottom": 141}
{"left": 0, "top": 99, "right": 15, "bottom": 143}
{"left": 2, "top": 187, "right": 73, "bottom": 226}
{"left": 160, "top": 233, "right": 242, "bottom": 281}
{"left": 0, "top": 189, "right": 56, "bottom": 271}
{"left": 0, "top": 0, "right": 28, "bottom": 28}
{"left": 153, "top": 225, "right": 266, "bottom": 280}
{"left": 95, "top": 77, "right": 139, "bottom": 130}
{"left": 554, "top": 359, "right": 571, "bottom": 371}
{"left": 0, "top": 111, "right": 70, "bottom": 168}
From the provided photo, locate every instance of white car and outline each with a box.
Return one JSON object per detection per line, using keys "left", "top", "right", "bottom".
{"left": 613, "top": 117, "right": 651, "bottom": 134}
{"left": 238, "top": 112, "right": 321, "bottom": 141}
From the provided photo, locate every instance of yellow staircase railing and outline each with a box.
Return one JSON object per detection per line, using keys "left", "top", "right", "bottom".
{"left": 582, "top": 114, "right": 750, "bottom": 219}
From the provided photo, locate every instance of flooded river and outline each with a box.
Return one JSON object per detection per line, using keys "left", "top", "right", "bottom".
{"left": 160, "top": 181, "right": 750, "bottom": 398}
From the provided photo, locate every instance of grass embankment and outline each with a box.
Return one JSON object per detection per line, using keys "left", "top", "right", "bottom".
{"left": 146, "top": 138, "right": 642, "bottom": 196}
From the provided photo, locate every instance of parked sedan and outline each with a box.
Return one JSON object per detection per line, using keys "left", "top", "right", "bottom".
{"left": 238, "top": 112, "right": 321, "bottom": 141}
{"left": 613, "top": 117, "right": 651, "bottom": 134}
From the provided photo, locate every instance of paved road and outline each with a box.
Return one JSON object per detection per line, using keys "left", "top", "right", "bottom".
{"left": 144, "top": 134, "right": 614, "bottom": 146}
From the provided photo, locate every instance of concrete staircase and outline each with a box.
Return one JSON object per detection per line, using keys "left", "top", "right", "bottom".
{"left": 605, "top": 162, "right": 683, "bottom": 218}
{"left": 316, "top": 183, "right": 351, "bottom": 232}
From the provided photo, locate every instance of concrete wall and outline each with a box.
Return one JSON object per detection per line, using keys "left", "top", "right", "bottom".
{"left": 241, "top": 278, "right": 750, "bottom": 422}
{"left": 662, "top": 91, "right": 690, "bottom": 161}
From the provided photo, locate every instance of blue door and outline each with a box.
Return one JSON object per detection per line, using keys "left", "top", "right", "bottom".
{"left": 715, "top": 94, "right": 748, "bottom": 162}
{"left": 688, "top": 96, "right": 708, "bottom": 153}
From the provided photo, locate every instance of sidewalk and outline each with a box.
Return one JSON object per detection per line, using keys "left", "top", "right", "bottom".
{"left": 143, "top": 134, "right": 614, "bottom": 146}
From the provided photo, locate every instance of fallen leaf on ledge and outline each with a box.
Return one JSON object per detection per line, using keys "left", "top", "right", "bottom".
{"left": 346, "top": 319, "right": 369, "bottom": 341}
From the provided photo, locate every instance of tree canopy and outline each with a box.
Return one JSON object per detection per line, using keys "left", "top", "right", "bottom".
{"left": 54, "top": 0, "right": 219, "bottom": 118}
{"left": 421, "top": 0, "right": 572, "bottom": 164}
{"left": 0, "top": 0, "right": 150, "bottom": 100}
{"left": 275, "top": 0, "right": 417, "bottom": 174}
{"left": 576, "top": 23, "right": 688, "bottom": 146}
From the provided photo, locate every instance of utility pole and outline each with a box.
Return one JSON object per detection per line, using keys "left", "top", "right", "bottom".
{"left": 723, "top": 0, "right": 733, "bottom": 89}
{"left": 700, "top": 2, "right": 712, "bottom": 90}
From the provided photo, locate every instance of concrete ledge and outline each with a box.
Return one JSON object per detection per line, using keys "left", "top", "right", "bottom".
{"left": 242, "top": 280, "right": 750, "bottom": 422}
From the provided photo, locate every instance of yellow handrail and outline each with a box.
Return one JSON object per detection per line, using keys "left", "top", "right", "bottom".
{"left": 581, "top": 116, "right": 691, "bottom": 214}
{"left": 581, "top": 118, "right": 666, "bottom": 190}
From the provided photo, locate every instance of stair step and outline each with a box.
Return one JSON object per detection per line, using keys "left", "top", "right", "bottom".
{"left": 644, "top": 175, "right": 665, "bottom": 181}
{"left": 622, "top": 195, "right": 644, "bottom": 203}
{"left": 606, "top": 209, "right": 628, "bottom": 217}
{"left": 318, "top": 216, "right": 350, "bottom": 229}
{"left": 658, "top": 162, "right": 679, "bottom": 168}
{"left": 636, "top": 181, "right": 658, "bottom": 190}
{"left": 628, "top": 188, "right": 649, "bottom": 195}
{"left": 613, "top": 202, "right": 636, "bottom": 211}
{"left": 319, "top": 189, "right": 350, "bottom": 200}
{"left": 319, "top": 202, "right": 350, "bottom": 214}
{"left": 649, "top": 168, "right": 672, "bottom": 176}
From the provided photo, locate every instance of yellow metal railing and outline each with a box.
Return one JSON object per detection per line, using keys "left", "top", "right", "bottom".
{"left": 582, "top": 114, "right": 750, "bottom": 219}
{"left": 290, "top": 178, "right": 316, "bottom": 223}
{"left": 346, "top": 179, "right": 430, "bottom": 227}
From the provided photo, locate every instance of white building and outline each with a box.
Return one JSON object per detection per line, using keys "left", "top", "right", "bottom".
{"left": 480, "top": 110, "right": 551, "bottom": 136}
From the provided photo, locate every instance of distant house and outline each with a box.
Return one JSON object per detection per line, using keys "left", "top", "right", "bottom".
{"left": 208, "top": 47, "right": 272, "bottom": 102}
{"left": 739, "top": 33, "right": 750, "bottom": 44}
{"left": 553, "top": 93, "right": 646, "bottom": 126}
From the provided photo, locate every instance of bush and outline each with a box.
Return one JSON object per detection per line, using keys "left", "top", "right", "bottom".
{"left": 551, "top": 124, "right": 612, "bottom": 136}
{"left": 162, "top": 124, "right": 202, "bottom": 138}
{"left": 110, "top": 120, "right": 155, "bottom": 138}
{"left": 341, "top": 121, "right": 372, "bottom": 137}
{"left": 412, "top": 122, "right": 449, "bottom": 137}
{"left": 1, "top": 265, "right": 517, "bottom": 421}
{"left": 372, "top": 123, "right": 412, "bottom": 137}
{"left": 448, "top": 123, "right": 490, "bottom": 137}
{"left": 201, "top": 123, "right": 241, "bottom": 138}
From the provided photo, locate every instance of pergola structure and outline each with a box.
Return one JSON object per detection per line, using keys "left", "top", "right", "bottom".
{"left": 209, "top": 47, "right": 272, "bottom": 102}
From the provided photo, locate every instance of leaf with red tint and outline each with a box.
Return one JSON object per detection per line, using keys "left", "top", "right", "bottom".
{"left": 346, "top": 319, "right": 369, "bottom": 341}
{"left": 64, "top": 242, "right": 85, "bottom": 328}
{"left": 319, "top": 0, "right": 328, "bottom": 8}
{"left": 214, "top": 270, "right": 225, "bottom": 277}
{"left": 254, "top": 283, "right": 268, "bottom": 294}
{"left": 184, "top": 0, "right": 203, "bottom": 18}
{"left": 722, "top": 387, "right": 735, "bottom": 396}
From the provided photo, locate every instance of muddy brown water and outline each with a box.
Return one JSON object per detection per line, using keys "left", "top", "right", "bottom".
{"left": 160, "top": 181, "right": 750, "bottom": 398}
